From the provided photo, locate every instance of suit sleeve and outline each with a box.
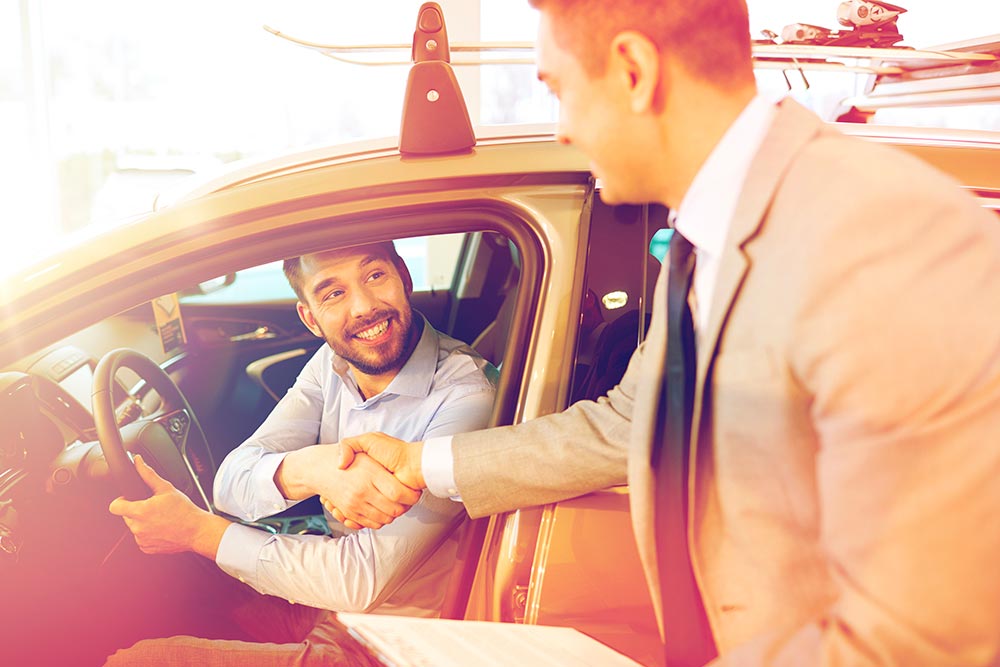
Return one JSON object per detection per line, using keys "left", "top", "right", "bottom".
{"left": 450, "top": 342, "right": 641, "bottom": 517}
{"left": 717, "top": 153, "right": 1000, "bottom": 665}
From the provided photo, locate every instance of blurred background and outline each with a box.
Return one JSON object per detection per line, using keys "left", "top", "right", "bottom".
{"left": 1, "top": 0, "right": 997, "bottom": 274}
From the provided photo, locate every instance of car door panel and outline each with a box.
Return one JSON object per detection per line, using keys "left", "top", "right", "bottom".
{"left": 176, "top": 302, "right": 320, "bottom": 466}
{"left": 527, "top": 489, "right": 662, "bottom": 667}
{"left": 463, "top": 200, "right": 667, "bottom": 655}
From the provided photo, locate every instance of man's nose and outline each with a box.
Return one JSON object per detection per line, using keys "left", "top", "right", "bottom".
{"left": 349, "top": 285, "right": 380, "bottom": 317}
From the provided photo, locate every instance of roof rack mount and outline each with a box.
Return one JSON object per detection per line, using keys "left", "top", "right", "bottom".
{"left": 398, "top": 3, "right": 475, "bottom": 156}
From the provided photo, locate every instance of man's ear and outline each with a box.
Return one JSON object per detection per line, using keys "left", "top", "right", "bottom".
{"left": 296, "top": 301, "right": 323, "bottom": 338}
{"left": 608, "top": 31, "right": 662, "bottom": 114}
{"left": 395, "top": 258, "right": 414, "bottom": 296}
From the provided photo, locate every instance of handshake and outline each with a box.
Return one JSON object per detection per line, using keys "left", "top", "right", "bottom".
{"left": 282, "top": 432, "right": 430, "bottom": 531}
{"left": 107, "top": 432, "right": 435, "bottom": 561}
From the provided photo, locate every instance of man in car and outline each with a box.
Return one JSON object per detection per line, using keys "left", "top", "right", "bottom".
{"left": 105, "top": 240, "right": 497, "bottom": 666}
{"left": 330, "top": 1, "right": 1000, "bottom": 665}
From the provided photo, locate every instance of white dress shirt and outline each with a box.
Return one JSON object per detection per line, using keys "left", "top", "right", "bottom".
{"left": 422, "top": 93, "right": 781, "bottom": 500}
{"left": 213, "top": 317, "right": 496, "bottom": 616}
{"left": 674, "top": 92, "right": 779, "bottom": 333}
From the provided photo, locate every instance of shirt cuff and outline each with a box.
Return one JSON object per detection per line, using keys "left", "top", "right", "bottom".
{"left": 421, "top": 436, "right": 462, "bottom": 501}
{"left": 215, "top": 522, "right": 275, "bottom": 587}
{"left": 254, "top": 451, "right": 296, "bottom": 516}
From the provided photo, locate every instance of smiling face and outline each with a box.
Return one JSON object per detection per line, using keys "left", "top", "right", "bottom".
{"left": 536, "top": 12, "right": 663, "bottom": 205}
{"left": 294, "top": 244, "right": 418, "bottom": 383}
{"left": 532, "top": 1, "right": 757, "bottom": 208}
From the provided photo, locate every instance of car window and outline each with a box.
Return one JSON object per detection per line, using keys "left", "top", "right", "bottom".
{"left": 570, "top": 201, "right": 669, "bottom": 403}
{"left": 179, "top": 234, "right": 466, "bottom": 305}
{"left": 649, "top": 227, "right": 673, "bottom": 262}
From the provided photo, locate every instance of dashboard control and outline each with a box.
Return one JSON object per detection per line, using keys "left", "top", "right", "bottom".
{"left": 48, "top": 350, "right": 88, "bottom": 378}
{"left": 161, "top": 411, "right": 190, "bottom": 447}
{"left": 51, "top": 467, "right": 73, "bottom": 485}
{"left": 116, "top": 399, "right": 143, "bottom": 427}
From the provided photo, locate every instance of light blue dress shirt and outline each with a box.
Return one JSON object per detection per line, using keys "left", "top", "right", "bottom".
{"left": 213, "top": 317, "right": 496, "bottom": 617}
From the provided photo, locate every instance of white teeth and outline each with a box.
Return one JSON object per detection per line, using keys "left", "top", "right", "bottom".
{"left": 355, "top": 320, "right": 389, "bottom": 340}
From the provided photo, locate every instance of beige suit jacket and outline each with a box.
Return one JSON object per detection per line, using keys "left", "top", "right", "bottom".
{"left": 451, "top": 99, "right": 1000, "bottom": 665}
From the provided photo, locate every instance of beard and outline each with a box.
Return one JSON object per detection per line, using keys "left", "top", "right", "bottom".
{"left": 322, "top": 306, "right": 419, "bottom": 377}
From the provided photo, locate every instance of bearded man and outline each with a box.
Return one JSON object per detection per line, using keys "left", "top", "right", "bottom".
{"left": 105, "top": 240, "right": 497, "bottom": 666}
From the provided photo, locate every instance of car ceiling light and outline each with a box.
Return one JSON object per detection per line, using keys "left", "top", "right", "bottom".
{"left": 602, "top": 291, "right": 628, "bottom": 310}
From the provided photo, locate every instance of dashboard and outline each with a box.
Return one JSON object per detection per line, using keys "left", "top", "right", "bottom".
{"left": 0, "top": 345, "right": 136, "bottom": 469}
{"left": 0, "top": 343, "right": 179, "bottom": 568}
{"left": 1, "top": 371, "right": 90, "bottom": 473}
{"left": 0, "top": 348, "right": 199, "bottom": 667}
{"left": 0, "top": 305, "right": 318, "bottom": 662}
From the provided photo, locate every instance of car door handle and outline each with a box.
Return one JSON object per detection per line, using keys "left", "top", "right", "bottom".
{"left": 229, "top": 326, "right": 278, "bottom": 343}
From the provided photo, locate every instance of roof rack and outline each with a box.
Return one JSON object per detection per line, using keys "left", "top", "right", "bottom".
{"left": 264, "top": 25, "right": 996, "bottom": 76}
{"left": 752, "top": 42, "right": 997, "bottom": 76}
{"left": 264, "top": 7, "right": 1000, "bottom": 126}
{"left": 844, "top": 35, "right": 1000, "bottom": 110}
{"left": 262, "top": 26, "right": 534, "bottom": 66}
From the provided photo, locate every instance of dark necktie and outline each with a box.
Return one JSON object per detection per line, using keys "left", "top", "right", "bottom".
{"left": 653, "top": 230, "right": 716, "bottom": 666}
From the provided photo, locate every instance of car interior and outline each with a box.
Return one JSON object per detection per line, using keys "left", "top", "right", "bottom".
{"left": 1, "top": 194, "right": 668, "bottom": 665}
{"left": 3, "top": 1, "right": 998, "bottom": 664}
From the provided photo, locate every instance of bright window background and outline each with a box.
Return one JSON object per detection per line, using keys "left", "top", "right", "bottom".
{"left": 0, "top": 0, "right": 551, "bottom": 276}
{"left": 749, "top": 3, "right": 1000, "bottom": 123}
{"left": 179, "top": 234, "right": 466, "bottom": 305}
{"left": 2, "top": 0, "right": 998, "bottom": 276}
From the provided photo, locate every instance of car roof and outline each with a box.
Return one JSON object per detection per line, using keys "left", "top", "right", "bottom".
{"left": 0, "top": 132, "right": 589, "bottom": 316}
{"left": 5, "top": 117, "right": 997, "bottom": 317}
{"left": 156, "top": 124, "right": 561, "bottom": 208}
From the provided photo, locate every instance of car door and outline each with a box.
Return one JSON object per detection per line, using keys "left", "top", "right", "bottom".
{"left": 457, "top": 198, "right": 671, "bottom": 667}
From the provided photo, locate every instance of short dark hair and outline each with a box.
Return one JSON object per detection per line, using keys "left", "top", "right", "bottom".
{"left": 283, "top": 241, "right": 406, "bottom": 303}
{"left": 529, "top": 0, "right": 752, "bottom": 84}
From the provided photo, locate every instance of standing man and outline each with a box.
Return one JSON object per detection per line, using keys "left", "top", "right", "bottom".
{"left": 335, "top": 1, "right": 1000, "bottom": 665}
{"left": 106, "top": 241, "right": 497, "bottom": 666}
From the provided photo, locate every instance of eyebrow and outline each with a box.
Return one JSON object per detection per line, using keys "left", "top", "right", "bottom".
{"left": 308, "top": 254, "right": 386, "bottom": 300}
{"left": 310, "top": 276, "right": 339, "bottom": 301}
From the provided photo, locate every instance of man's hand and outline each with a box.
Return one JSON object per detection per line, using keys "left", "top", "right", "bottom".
{"left": 337, "top": 432, "right": 426, "bottom": 490}
{"left": 108, "top": 455, "right": 230, "bottom": 560}
{"left": 321, "top": 433, "right": 427, "bottom": 531}
{"left": 276, "top": 444, "right": 422, "bottom": 530}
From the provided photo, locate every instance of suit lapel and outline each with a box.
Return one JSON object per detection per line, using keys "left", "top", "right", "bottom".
{"left": 688, "top": 99, "right": 826, "bottom": 527}
{"left": 635, "top": 99, "right": 828, "bottom": 638}
{"left": 694, "top": 99, "right": 824, "bottom": 386}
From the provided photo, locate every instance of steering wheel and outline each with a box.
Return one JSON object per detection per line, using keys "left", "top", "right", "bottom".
{"left": 92, "top": 348, "right": 214, "bottom": 510}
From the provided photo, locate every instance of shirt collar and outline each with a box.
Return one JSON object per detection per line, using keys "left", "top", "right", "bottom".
{"left": 674, "top": 93, "right": 781, "bottom": 258}
{"left": 331, "top": 314, "right": 439, "bottom": 405}
{"left": 382, "top": 315, "right": 438, "bottom": 399}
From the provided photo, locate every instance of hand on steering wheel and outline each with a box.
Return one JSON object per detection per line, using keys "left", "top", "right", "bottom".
{"left": 92, "top": 348, "right": 214, "bottom": 511}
